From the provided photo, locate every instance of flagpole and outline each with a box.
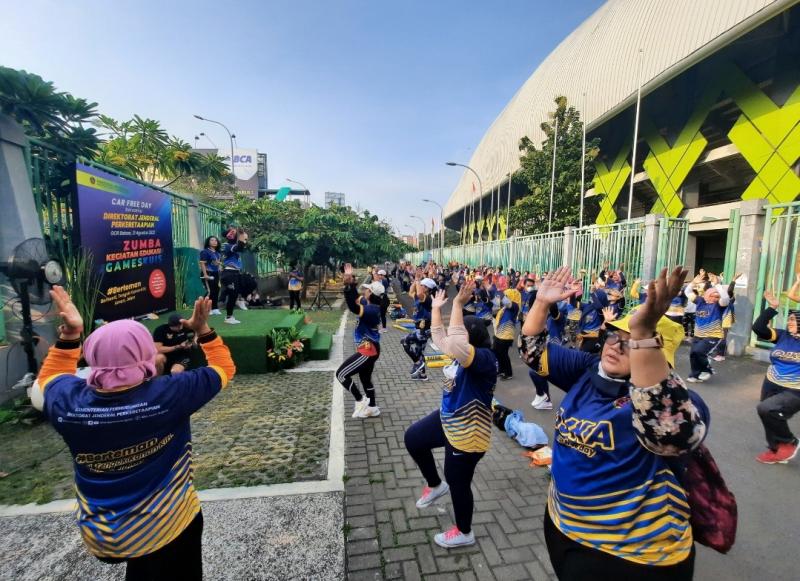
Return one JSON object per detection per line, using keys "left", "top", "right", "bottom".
{"left": 580, "top": 91, "right": 587, "bottom": 229}
{"left": 548, "top": 116, "right": 559, "bottom": 233}
{"left": 628, "top": 48, "right": 644, "bottom": 222}
{"left": 506, "top": 174, "right": 512, "bottom": 238}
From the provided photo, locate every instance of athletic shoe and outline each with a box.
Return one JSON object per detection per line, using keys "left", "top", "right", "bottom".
{"left": 498, "top": 373, "right": 512, "bottom": 381}
{"left": 224, "top": 317, "right": 241, "bottom": 324}
{"left": 532, "top": 395, "right": 553, "bottom": 410}
{"left": 698, "top": 372, "right": 712, "bottom": 381}
{"left": 411, "top": 373, "right": 429, "bottom": 381}
{"left": 686, "top": 376, "right": 701, "bottom": 383}
{"left": 237, "top": 300, "right": 248, "bottom": 310}
{"left": 357, "top": 405, "right": 381, "bottom": 418}
{"left": 712, "top": 355, "right": 725, "bottom": 362}
{"left": 210, "top": 308, "right": 222, "bottom": 315}
{"left": 434, "top": 526, "right": 475, "bottom": 549}
{"left": 415, "top": 482, "right": 449, "bottom": 508}
{"left": 352, "top": 398, "right": 369, "bottom": 418}
{"left": 757, "top": 442, "right": 799, "bottom": 464}
{"left": 379, "top": 328, "right": 387, "bottom": 334}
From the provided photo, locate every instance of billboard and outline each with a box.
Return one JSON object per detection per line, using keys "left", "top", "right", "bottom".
{"left": 75, "top": 163, "right": 175, "bottom": 321}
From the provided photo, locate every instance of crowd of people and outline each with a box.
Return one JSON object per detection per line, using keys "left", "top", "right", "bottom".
{"left": 334, "top": 257, "right": 798, "bottom": 579}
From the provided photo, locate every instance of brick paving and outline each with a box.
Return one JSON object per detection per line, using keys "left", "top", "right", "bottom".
{"left": 341, "top": 304, "right": 557, "bottom": 580}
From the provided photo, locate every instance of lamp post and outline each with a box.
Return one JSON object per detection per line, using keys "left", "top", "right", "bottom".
{"left": 194, "top": 114, "right": 236, "bottom": 194}
{"left": 286, "top": 178, "right": 310, "bottom": 207}
{"left": 446, "top": 162, "right": 483, "bottom": 243}
{"left": 421, "top": 198, "right": 444, "bottom": 263}
{"left": 410, "top": 215, "right": 426, "bottom": 256}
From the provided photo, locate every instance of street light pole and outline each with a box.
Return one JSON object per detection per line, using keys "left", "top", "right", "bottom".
{"left": 194, "top": 114, "right": 236, "bottom": 194}
{"left": 410, "top": 215, "right": 426, "bottom": 256}
{"left": 404, "top": 224, "right": 418, "bottom": 252}
{"left": 286, "top": 178, "right": 310, "bottom": 207}
{"left": 422, "top": 199, "right": 444, "bottom": 263}
{"left": 446, "top": 162, "right": 483, "bottom": 244}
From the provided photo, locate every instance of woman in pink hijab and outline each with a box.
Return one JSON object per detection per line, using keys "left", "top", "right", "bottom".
{"left": 33, "top": 286, "right": 235, "bottom": 580}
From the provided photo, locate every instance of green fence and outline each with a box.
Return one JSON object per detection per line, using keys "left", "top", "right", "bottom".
{"left": 571, "top": 220, "right": 646, "bottom": 297}
{"left": 753, "top": 201, "right": 800, "bottom": 347}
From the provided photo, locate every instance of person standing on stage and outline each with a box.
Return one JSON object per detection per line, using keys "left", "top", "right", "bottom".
{"left": 220, "top": 228, "right": 248, "bottom": 325}
{"left": 199, "top": 236, "right": 222, "bottom": 315}
{"left": 288, "top": 266, "right": 304, "bottom": 310}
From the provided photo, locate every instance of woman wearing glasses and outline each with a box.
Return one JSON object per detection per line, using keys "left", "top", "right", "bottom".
{"left": 520, "top": 266, "right": 709, "bottom": 580}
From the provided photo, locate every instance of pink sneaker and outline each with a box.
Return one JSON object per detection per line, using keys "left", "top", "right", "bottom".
{"left": 434, "top": 525, "right": 475, "bottom": 548}
{"left": 415, "top": 482, "right": 449, "bottom": 508}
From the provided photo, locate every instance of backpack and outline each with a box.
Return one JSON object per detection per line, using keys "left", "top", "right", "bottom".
{"left": 668, "top": 444, "right": 737, "bottom": 553}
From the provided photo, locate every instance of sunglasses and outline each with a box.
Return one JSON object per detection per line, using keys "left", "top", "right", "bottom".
{"left": 604, "top": 332, "right": 630, "bottom": 353}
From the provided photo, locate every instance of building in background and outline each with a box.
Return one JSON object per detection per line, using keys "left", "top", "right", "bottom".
{"left": 443, "top": 0, "right": 799, "bottom": 276}
{"left": 400, "top": 235, "right": 418, "bottom": 247}
{"left": 325, "top": 191, "right": 346, "bottom": 208}
{"left": 193, "top": 147, "right": 268, "bottom": 200}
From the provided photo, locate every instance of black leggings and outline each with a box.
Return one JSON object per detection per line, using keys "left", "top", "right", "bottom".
{"left": 404, "top": 410, "right": 485, "bottom": 534}
{"left": 289, "top": 290, "right": 302, "bottom": 310}
{"left": 529, "top": 368, "right": 550, "bottom": 397}
{"left": 544, "top": 509, "right": 694, "bottom": 580}
{"left": 493, "top": 337, "right": 513, "bottom": 377}
{"left": 99, "top": 511, "right": 204, "bottom": 581}
{"left": 336, "top": 344, "right": 380, "bottom": 406}
{"left": 401, "top": 332, "right": 428, "bottom": 364}
{"left": 203, "top": 275, "right": 220, "bottom": 310}
{"left": 220, "top": 270, "right": 241, "bottom": 317}
{"left": 758, "top": 378, "right": 800, "bottom": 450}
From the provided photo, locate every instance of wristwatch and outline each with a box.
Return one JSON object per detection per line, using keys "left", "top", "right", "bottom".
{"left": 628, "top": 333, "right": 664, "bottom": 350}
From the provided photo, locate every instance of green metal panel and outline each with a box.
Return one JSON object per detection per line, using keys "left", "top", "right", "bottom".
{"left": 656, "top": 217, "right": 689, "bottom": 274}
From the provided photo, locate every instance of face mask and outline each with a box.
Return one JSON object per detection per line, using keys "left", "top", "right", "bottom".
{"left": 525, "top": 286, "right": 534, "bottom": 292}
{"left": 502, "top": 297, "right": 512, "bottom": 307}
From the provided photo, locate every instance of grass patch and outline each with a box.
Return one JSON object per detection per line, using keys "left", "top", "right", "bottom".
{"left": 304, "top": 308, "right": 345, "bottom": 335}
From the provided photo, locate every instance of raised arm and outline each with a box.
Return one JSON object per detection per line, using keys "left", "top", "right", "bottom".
{"left": 430, "top": 284, "right": 474, "bottom": 366}
{"left": 521, "top": 267, "right": 575, "bottom": 337}
{"left": 753, "top": 291, "right": 780, "bottom": 342}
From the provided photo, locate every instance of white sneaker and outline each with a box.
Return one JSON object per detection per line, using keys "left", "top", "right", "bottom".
{"left": 352, "top": 398, "right": 369, "bottom": 418}
{"left": 224, "top": 317, "right": 241, "bottom": 324}
{"left": 415, "top": 482, "right": 449, "bottom": 508}
{"left": 698, "top": 371, "right": 712, "bottom": 381}
{"left": 532, "top": 395, "right": 553, "bottom": 410}
{"left": 357, "top": 405, "right": 381, "bottom": 418}
{"left": 237, "top": 300, "right": 248, "bottom": 310}
{"left": 434, "top": 526, "right": 475, "bottom": 549}
{"left": 210, "top": 309, "right": 222, "bottom": 315}
{"left": 686, "top": 376, "right": 702, "bottom": 383}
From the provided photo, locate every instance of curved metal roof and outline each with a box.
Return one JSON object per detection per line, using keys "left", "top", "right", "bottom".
{"left": 444, "top": 0, "right": 794, "bottom": 218}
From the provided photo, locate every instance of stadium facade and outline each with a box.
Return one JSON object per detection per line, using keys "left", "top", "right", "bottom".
{"left": 444, "top": 0, "right": 799, "bottom": 276}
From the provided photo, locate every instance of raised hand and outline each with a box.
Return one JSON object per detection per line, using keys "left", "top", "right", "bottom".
{"left": 182, "top": 296, "right": 212, "bottom": 334}
{"left": 764, "top": 290, "right": 779, "bottom": 309}
{"left": 536, "top": 267, "right": 578, "bottom": 305}
{"left": 602, "top": 306, "right": 617, "bottom": 323}
{"left": 454, "top": 280, "right": 475, "bottom": 306}
{"left": 629, "top": 266, "right": 688, "bottom": 339}
{"left": 343, "top": 263, "right": 353, "bottom": 276}
{"left": 50, "top": 285, "right": 84, "bottom": 337}
{"left": 431, "top": 289, "right": 448, "bottom": 309}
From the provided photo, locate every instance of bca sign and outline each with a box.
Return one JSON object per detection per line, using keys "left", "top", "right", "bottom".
{"left": 223, "top": 147, "right": 258, "bottom": 181}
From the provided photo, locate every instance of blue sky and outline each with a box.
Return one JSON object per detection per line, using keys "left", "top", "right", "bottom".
{"left": 1, "top": 0, "right": 604, "bottom": 235}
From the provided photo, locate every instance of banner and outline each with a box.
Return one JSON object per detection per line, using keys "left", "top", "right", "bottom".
{"left": 75, "top": 163, "right": 175, "bottom": 321}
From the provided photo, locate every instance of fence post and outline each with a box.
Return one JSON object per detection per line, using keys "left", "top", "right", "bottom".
{"left": 728, "top": 199, "right": 767, "bottom": 356}
{"left": 562, "top": 227, "right": 575, "bottom": 268}
{"left": 642, "top": 213, "right": 662, "bottom": 281}
{"left": 185, "top": 199, "right": 203, "bottom": 250}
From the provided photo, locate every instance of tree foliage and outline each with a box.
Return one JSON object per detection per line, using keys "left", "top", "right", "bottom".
{"left": 227, "top": 197, "right": 411, "bottom": 268}
{"left": 509, "top": 96, "right": 600, "bottom": 235}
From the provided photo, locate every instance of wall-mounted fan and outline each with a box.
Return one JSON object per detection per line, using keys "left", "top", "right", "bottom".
{"left": 1, "top": 238, "right": 64, "bottom": 388}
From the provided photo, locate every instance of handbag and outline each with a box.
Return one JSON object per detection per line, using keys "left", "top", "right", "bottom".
{"left": 356, "top": 339, "right": 378, "bottom": 357}
{"left": 670, "top": 444, "right": 737, "bottom": 554}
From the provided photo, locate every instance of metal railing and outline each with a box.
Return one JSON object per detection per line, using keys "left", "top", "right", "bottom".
{"left": 657, "top": 217, "right": 689, "bottom": 275}
{"left": 572, "top": 219, "right": 646, "bottom": 297}
{"left": 753, "top": 201, "right": 800, "bottom": 347}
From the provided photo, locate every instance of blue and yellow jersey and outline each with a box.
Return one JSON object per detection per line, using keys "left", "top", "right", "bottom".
{"left": 414, "top": 295, "right": 432, "bottom": 323}
{"left": 494, "top": 304, "right": 519, "bottom": 340}
{"left": 722, "top": 303, "right": 735, "bottom": 329}
{"left": 579, "top": 290, "right": 608, "bottom": 335}
{"left": 355, "top": 298, "right": 382, "bottom": 344}
{"left": 222, "top": 241, "right": 244, "bottom": 270}
{"left": 288, "top": 270, "right": 303, "bottom": 291}
{"left": 521, "top": 289, "right": 536, "bottom": 317}
{"left": 538, "top": 344, "right": 695, "bottom": 566}
{"left": 766, "top": 329, "right": 800, "bottom": 389}
{"left": 693, "top": 298, "right": 725, "bottom": 338}
{"left": 440, "top": 347, "right": 498, "bottom": 453}
{"left": 666, "top": 295, "right": 685, "bottom": 316}
{"left": 546, "top": 302, "right": 569, "bottom": 342}
{"left": 38, "top": 336, "right": 234, "bottom": 560}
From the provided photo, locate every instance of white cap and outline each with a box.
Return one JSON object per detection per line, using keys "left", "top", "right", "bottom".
{"left": 361, "top": 281, "right": 385, "bottom": 296}
{"left": 420, "top": 278, "right": 437, "bottom": 290}
{"left": 377, "top": 269, "right": 387, "bottom": 275}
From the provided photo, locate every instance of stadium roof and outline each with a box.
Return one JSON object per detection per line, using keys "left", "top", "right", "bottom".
{"left": 444, "top": 0, "right": 795, "bottom": 219}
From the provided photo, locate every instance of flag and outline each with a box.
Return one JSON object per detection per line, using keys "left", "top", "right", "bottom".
{"left": 275, "top": 186, "right": 291, "bottom": 201}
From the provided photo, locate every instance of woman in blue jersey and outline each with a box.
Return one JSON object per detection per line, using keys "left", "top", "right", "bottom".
{"left": 220, "top": 227, "right": 249, "bottom": 325}
{"left": 287, "top": 266, "right": 304, "bottom": 310}
{"left": 751, "top": 290, "right": 800, "bottom": 464}
{"left": 337, "top": 264, "right": 384, "bottom": 419}
{"left": 493, "top": 289, "right": 521, "bottom": 380}
{"left": 528, "top": 300, "right": 570, "bottom": 410}
{"left": 32, "top": 286, "right": 235, "bottom": 580}
{"left": 199, "top": 236, "right": 222, "bottom": 315}
{"left": 685, "top": 278, "right": 735, "bottom": 382}
{"left": 521, "top": 266, "right": 708, "bottom": 580}
{"left": 404, "top": 281, "right": 498, "bottom": 549}
{"left": 576, "top": 280, "right": 609, "bottom": 353}
{"left": 402, "top": 275, "right": 437, "bottom": 381}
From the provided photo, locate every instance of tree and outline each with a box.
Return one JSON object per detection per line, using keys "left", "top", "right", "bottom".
{"left": 509, "top": 96, "right": 600, "bottom": 235}
{"left": 0, "top": 66, "right": 99, "bottom": 157}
